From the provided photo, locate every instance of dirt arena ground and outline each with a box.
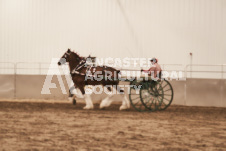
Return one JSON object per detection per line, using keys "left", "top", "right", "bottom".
{"left": 0, "top": 100, "right": 225, "bottom": 151}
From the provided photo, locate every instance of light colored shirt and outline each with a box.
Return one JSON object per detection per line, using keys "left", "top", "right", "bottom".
{"left": 143, "top": 63, "right": 162, "bottom": 78}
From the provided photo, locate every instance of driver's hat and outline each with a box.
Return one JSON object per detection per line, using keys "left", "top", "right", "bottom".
{"left": 150, "top": 57, "right": 158, "bottom": 63}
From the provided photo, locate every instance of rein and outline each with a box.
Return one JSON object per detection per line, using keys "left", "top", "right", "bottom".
{"left": 71, "top": 57, "right": 92, "bottom": 76}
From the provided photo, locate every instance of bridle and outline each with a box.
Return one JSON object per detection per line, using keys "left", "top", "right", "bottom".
{"left": 65, "top": 52, "right": 86, "bottom": 75}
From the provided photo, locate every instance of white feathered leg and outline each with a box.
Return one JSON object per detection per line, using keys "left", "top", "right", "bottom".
{"left": 100, "top": 87, "right": 114, "bottom": 109}
{"left": 118, "top": 85, "right": 130, "bottom": 110}
{"left": 119, "top": 94, "right": 130, "bottom": 110}
{"left": 100, "top": 95, "right": 114, "bottom": 109}
{"left": 83, "top": 94, "right": 94, "bottom": 109}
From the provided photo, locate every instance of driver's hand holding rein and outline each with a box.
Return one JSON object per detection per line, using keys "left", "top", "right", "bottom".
{"left": 141, "top": 58, "right": 162, "bottom": 78}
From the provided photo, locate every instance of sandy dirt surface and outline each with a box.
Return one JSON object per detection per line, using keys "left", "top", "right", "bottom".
{"left": 0, "top": 100, "right": 226, "bottom": 151}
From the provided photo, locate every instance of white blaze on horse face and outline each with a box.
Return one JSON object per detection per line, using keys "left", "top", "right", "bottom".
{"left": 59, "top": 58, "right": 67, "bottom": 65}
{"left": 41, "top": 58, "right": 68, "bottom": 94}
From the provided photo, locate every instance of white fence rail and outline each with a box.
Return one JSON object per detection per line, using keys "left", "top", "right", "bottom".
{"left": 0, "top": 62, "right": 226, "bottom": 79}
{"left": 185, "top": 64, "right": 226, "bottom": 79}
{"left": 0, "top": 62, "right": 226, "bottom": 106}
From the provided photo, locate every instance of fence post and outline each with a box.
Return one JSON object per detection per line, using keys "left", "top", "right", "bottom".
{"left": 184, "top": 65, "right": 188, "bottom": 79}
{"left": 39, "top": 63, "right": 41, "bottom": 75}
{"left": 190, "top": 64, "right": 192, "bottom": 78}
{"left": 14, "top": 63, "right": 17, "bottom": 99}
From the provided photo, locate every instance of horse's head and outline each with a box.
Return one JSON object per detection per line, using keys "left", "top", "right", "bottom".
{"left": 58, "top": 48, "right": 82, "bottom": 66}
{"left": 58, "top": 49, "right": 71, "bottom": 65}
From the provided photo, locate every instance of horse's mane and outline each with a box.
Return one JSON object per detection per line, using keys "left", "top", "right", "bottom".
{"left": 71, "top": 51, "right": 83, "bottom": 59}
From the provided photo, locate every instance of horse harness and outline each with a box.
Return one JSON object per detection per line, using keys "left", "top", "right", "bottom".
{"left": 71, "top": 57, "right": 106, "bottom": 77}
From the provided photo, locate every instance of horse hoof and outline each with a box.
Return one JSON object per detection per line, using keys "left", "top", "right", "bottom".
{"left": 99, "top": 106, "right": 106, "bottom": 110}
{"left": 119, "top": 105, "right": 128, "bottom": 110}
{"left": 73, "top": 99, "right": 76, "bottom": 105}
{"left": 99, "top": 104, "right": 108, "bottom": 109}
{"left": 83, "top": 106, "right": 94, "bottom": 110}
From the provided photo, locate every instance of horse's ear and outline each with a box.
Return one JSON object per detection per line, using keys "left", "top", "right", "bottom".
{"left": 67, "top": 48, "right": 71, "bottom": 53}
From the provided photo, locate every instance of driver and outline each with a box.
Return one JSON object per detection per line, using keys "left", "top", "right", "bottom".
{"left": 141, "top": 57, "right": 162, "bottom": 79}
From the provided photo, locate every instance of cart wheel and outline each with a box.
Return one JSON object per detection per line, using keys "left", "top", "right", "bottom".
{"left": 129, "top": 81, "right": 149, "bottom": 112}
{"left": 140, "top": 81, "right": 163, "bottom": 111}
{"left": 156, "top": 80, "right": 174, "bottom": 110}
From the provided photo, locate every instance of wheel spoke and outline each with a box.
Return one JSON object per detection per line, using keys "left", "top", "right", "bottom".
{"left": 163, "top": 89, "right": 172, "bottom": 92}
{"left": 163, "top": 98, "right": 171, "bottom": 101}
{"left": 160, "top": 101, "right": 167, "bottom": 106}
{"left": 131, "top": 96, "right": 140, "bottom": 100}
{"left": 163, "top": 94, "right": 172, "bottom": 96}
{"left": 147, "top": 101, "right": 154, "bottom": 107}
{"left": 161, "top": 83, "right": 168, "bottom": 89}
{"left": 133, "top": 100, "right": 141, "bottom": 106}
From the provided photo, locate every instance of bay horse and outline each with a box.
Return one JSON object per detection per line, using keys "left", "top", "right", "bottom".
{"left": 58, "top": 49, "right": 130, "bottom": 110}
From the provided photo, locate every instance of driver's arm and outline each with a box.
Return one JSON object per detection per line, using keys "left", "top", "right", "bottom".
{"left": 142, "top": 65, "right": 156, "bottom": 74}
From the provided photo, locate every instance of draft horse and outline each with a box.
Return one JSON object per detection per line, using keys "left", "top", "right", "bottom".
{"left": 58, "top": 49, "right": 130, "bottom": 110}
